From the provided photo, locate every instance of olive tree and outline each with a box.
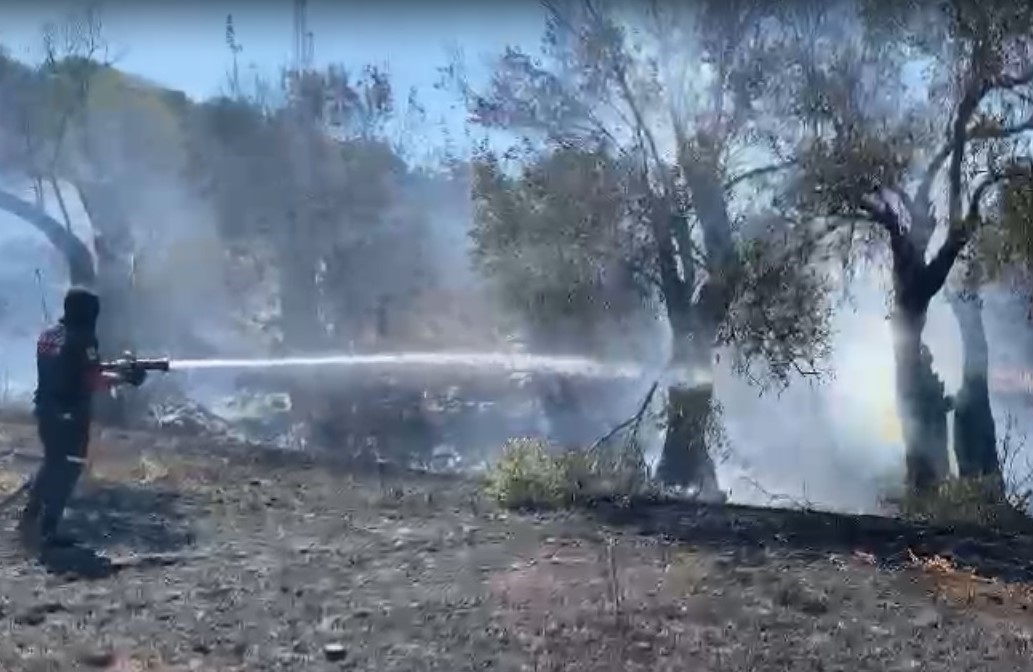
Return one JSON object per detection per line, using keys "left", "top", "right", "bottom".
{"left": 789, "top": 0, "right": 1033, "bottom": 491}
{"left": 453, "top": 0, "right": 833, "bottom": 495}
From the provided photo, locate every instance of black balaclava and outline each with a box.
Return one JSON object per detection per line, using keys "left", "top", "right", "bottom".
{"left": 62, "top": 286, "right": 101, "bottom": 332}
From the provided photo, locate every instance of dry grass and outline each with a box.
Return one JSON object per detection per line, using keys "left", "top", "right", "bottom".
{"left": 2, "top": 422, "right": 1033, "bottom": 670}
{"left": 887, "top": 475, "right": 1032, "bottom": 530}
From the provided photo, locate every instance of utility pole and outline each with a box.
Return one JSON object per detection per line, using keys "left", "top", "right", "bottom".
{"left": 293, "top": 0, "right": 314, "bottom": 72}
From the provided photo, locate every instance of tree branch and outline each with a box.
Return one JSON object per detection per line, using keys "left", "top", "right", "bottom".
{"left": 923, "top": 163, "right": 1033, "bottom": 301}
{"left": 912, "top": 144, "right": 949, "bottom": 252}
{"left": 947, "top": 85, "right": 985, "bottom": 227}
{"left": 967, "top": 163, "right": 1033, "bottom": 221}
{"left": 49, "top": 177, "right": 74, "bottom": 233}
{"left": 973, "top": 115, "right": 1033, "bottom": 140}
{"left": 914, "top": 69, "right": 1033, "bottom": 252}
{"left": 587, "top": 381, "right": 659, "bottom": 455}
{"left": 0, "top": 187, "right": 95, "bottom": 285}
{"left": 923, "top": 227, "right": 968, "bottom": 304}
{"left": 585, "top": 0, "right": 667, "bottom": 188}
{"left": 858, "top": 194, "right": 904, "bottom": 240}
{"left": 722, "top": 160, "right": 798, "bottom": 191}
{"left": 990, "top": 66, "right": 1033, "bottom": 91}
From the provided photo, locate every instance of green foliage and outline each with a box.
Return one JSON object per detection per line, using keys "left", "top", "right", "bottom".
{"left": 486, "top": 438, "right": 572, "bottom": 509}
{"left": 719, "top": 236, "right": 834, "bottom": 389}
{"left": 470, "top": 146, "right": 652, "bottom": 347}
{"left": 462, "top": 2, "right": 840, "bottom": 391}
{"left": 861, "top": 0, "right": 1033, "bottom": 59}
{"left": 485, "top": 436, "right": 653, "bottom": 510}
{"left": 979, "top": 172, "right": 1033, "bottom": 280}
{"left": 184, "top": 63, "right": 443, "bottom": 349}
{"left": 796, "top": 126, "right": 914, "bottom": 220}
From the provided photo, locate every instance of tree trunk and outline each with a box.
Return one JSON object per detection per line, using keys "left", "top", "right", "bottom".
{"left": 643, "top": 198, "right": 723, "bottom": 496}
{"left": 655, "top": 312, "right": 721, "bottom": 498}
{"left": 656, "top": 158, "right": 733, "bottom": 500}
{"left": 891, "top": 304, "right": 951, "bottom": 492}
{"left": 278, "top": 214, "right": 323, "bottom": 353}
{"left": 77, "top": 182, "right": 137, "bottom": 352}
{"left": 656, "top": 381, "right": 721, "bottom": 497}
{"left": 77, "top": 180, "right": 143, "bottom": 427}
{"left": 948, "top": 290, "right": 1001, "bottom": 486}
{"left": 0, "top": 188, "right": 95, "bottom": 286}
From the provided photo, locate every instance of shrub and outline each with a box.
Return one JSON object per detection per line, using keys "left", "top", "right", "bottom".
{"left": 486, "top": 437, "right": 571, "bottom": 509}
{"left": 880, "top": 413, "right": 1033, "bottom": 530}
{"left": 485, "top": 435, "right": 653, "bottom": 510}
{"left": 886, "top": 475, "right": 1031, "bottom": 530}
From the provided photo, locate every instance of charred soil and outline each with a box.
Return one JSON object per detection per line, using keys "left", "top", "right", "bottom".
{"left": 0, "top": 418, "right": 1031, "bottom": 670}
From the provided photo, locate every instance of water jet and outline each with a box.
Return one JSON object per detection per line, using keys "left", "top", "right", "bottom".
{"left": 167, "top": 351, "right": 648, "bottom": 380}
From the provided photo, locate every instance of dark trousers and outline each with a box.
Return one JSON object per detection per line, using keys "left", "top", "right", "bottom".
{"left": 24, "top": 413, "right": 89, "bottom": 536}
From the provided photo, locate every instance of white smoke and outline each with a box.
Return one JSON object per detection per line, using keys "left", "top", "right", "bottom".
{"left": 0, "top": 182, "right": 96, "bottom": 403}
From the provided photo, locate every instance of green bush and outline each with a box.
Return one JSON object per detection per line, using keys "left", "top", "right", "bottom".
{"left": 486, "top": 437, "right": 571, "bottom": 509}
{"left": 486, "top": 435, "right": 653, "bottom": 510}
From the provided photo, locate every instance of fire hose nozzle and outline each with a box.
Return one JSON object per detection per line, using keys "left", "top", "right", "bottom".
{"left": 100, "top": 352, "right": 172, "bottom": 375}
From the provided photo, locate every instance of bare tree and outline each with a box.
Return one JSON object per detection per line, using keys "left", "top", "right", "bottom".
{"left": 0, "top": 8, "right": 108, "bottom": 286}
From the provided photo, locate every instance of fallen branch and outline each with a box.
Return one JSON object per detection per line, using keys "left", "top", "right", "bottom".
{"left": 737, "top": 472, "right": 817, "bottom": 511}
{"left": 587, "top": 381, "right": 659, "bottom": 455}
{"left": 723, "top": 160, "right": 798, "bottom": 191}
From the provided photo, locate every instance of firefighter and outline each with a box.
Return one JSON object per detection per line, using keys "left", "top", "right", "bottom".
{"left": 17, "top": 287, "right": 148, "bottom": 550}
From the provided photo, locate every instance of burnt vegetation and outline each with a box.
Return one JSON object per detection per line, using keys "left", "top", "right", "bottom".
{"left": 2, "top": 1, "right": 1033, "bottom": 668}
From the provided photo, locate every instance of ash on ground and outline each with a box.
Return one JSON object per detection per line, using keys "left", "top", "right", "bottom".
{"left": 0, "top": 416, "right": 1030, "bottom": 671}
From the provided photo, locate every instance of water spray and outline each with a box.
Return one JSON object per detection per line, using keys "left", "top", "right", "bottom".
{"left": 105, "top": 350, "right": 712, "bottom": 389}
{"left": 167, "top": 352, "right": 647, "bottom": 380}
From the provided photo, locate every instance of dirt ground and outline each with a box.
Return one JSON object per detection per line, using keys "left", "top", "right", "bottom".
{"left": 0, "top": 418, "right": 1032, "bottom": 671}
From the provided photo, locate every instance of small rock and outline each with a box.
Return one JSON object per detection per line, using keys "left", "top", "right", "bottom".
{"left": 78, "top": 649, "right": 116, "bottom": 668}
{"left": 14, "top": 602, "right": 63, "bottom": 626}
{"left": 912, "top": 608, "right": 941, "bottom": 628}
{"left": 776, "top": 582, "right": 829, "bottom": 616}
{"left": 323, "top": 643, "right": 347, "bottom": 662}
{"left": 801, "top": 593, "right": 829, "bottom": 616}
{"left": 15, "top": 610, "right": 46, "bottom": 626}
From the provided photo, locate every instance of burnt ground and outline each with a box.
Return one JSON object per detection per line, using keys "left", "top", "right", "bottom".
{"left": 0, "top": 419, "right": 1032, "bottom": 670}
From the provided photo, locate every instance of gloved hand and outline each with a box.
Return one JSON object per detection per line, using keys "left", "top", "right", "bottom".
{"left": 124, "top": 368, "right": 147, "bottom": 387}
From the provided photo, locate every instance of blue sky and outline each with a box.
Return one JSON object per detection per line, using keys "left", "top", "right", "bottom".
{"left": 0, "top": 1, "right": 546, "bottom": 140}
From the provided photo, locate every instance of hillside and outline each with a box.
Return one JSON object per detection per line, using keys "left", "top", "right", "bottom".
{"left": 0, "top": 417, "right": 1032, "bottom": 671}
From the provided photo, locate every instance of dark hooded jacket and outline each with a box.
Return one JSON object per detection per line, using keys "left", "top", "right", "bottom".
{"left": 33, "top": 288, "right": 102, "bottom": 421}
